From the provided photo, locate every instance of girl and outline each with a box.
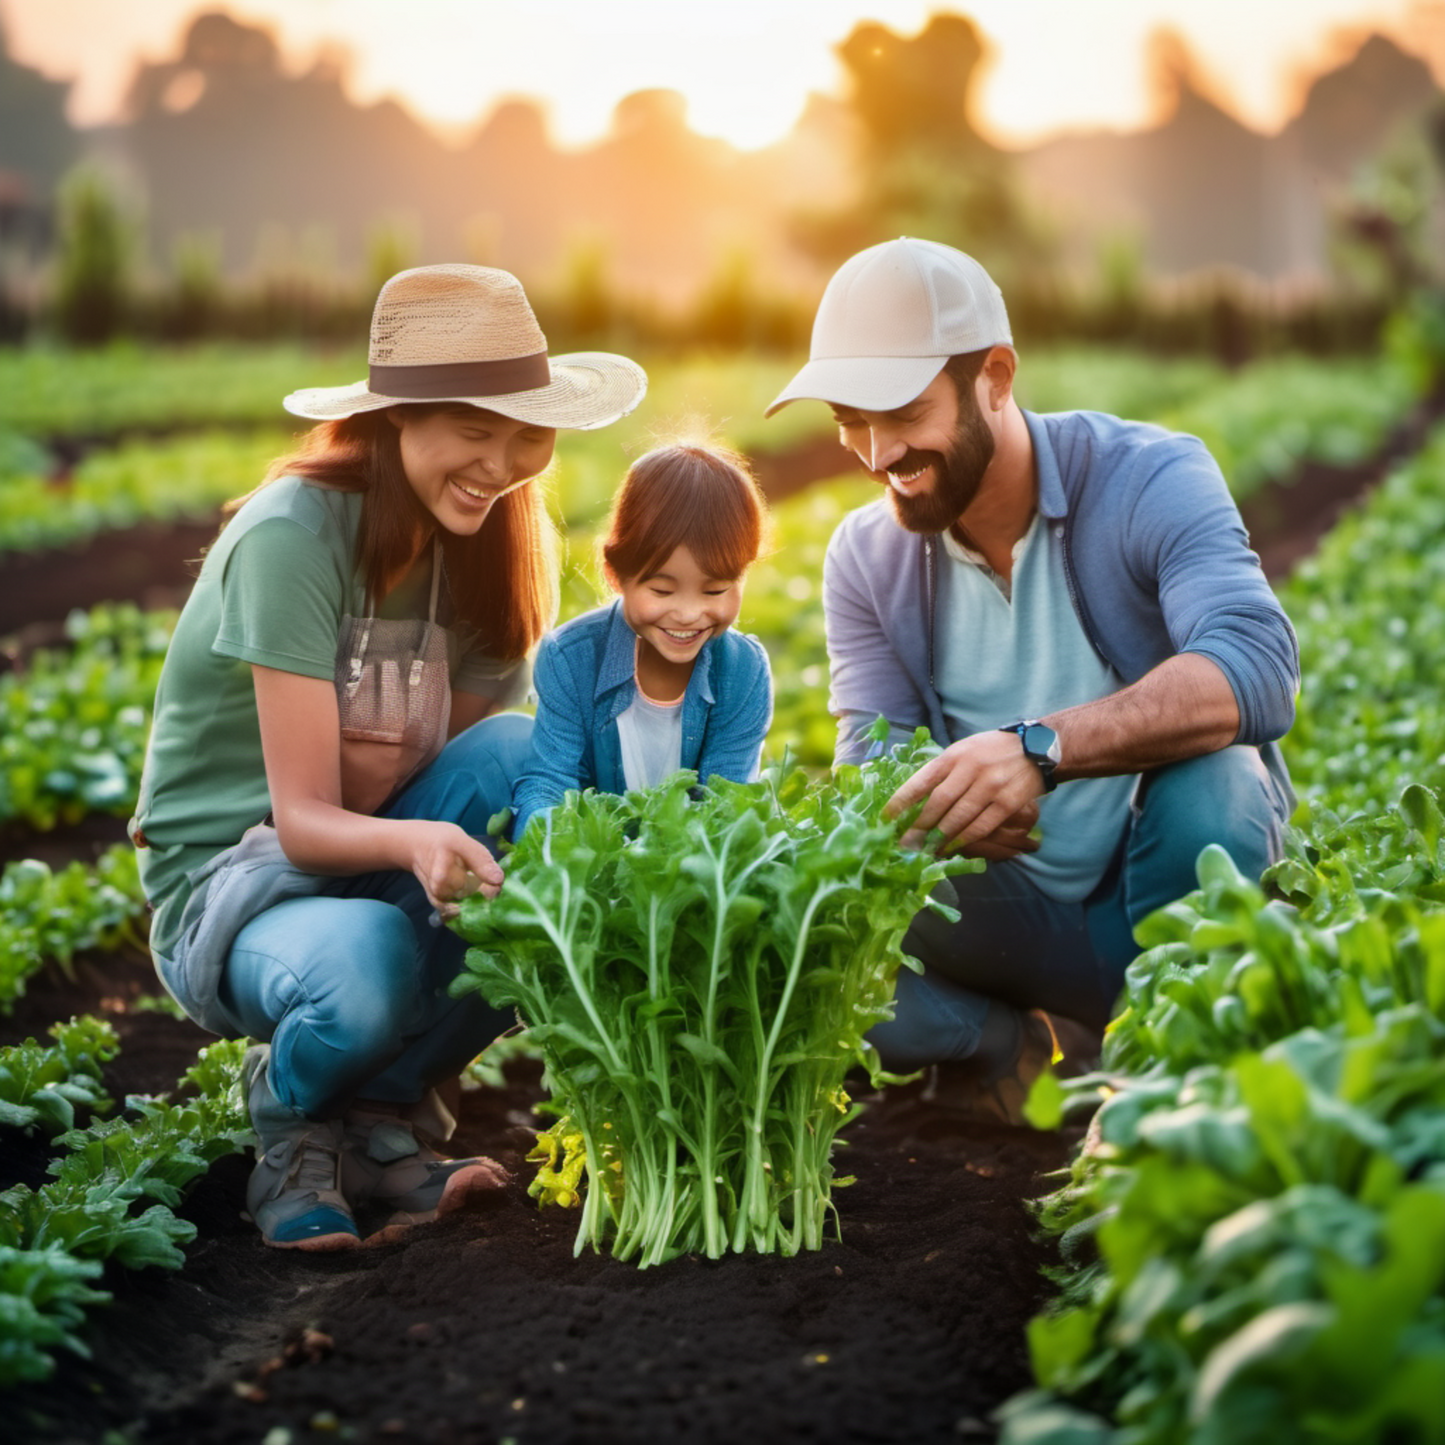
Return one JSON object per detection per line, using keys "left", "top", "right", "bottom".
{"left": 512, "top": 444, "right": 772, "bottom": 838}
{"left": 130, "top": 264, "right": 646, "bottom": 1250}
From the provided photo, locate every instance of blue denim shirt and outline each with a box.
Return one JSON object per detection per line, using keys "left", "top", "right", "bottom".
{"left": 822, "top": 408, "right": 1299, "bottom": 819}
{"left": 512, "top": 600, "right": 774, "bottom": 838}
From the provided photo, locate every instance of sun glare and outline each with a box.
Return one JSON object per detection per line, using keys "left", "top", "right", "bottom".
{"left": 0, "top": 0, "right": 1436, "bottom": 150}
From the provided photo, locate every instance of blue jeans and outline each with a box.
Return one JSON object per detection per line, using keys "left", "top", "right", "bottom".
{"left": 216, "top": 713, "right": 530, "bottom": 1120}
{"left": 866, "top": 746, "right": 1287, "bottom": 1074}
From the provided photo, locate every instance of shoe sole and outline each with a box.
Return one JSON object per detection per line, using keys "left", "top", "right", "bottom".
{"left": 363, "top": 1160, "right": 510, "bottom": 1246}
{"left": 260, "top": 1229, "right": 362, "bottom": 1252}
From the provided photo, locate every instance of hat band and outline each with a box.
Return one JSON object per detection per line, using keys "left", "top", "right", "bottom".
{"left": 368, "top": 351, "right": 552, "bottom": 399}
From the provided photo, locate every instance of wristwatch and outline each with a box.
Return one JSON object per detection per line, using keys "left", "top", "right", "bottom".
{"left": 999, "top": 719, "right": 1061, "bottom": 792}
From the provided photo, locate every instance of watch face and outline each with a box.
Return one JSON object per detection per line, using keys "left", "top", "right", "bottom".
{"left": 1022, "top": 723, "right": 1059, "bottom": 763}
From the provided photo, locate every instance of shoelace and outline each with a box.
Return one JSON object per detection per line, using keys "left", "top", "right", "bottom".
{"left": 288, "top": 1136, "right": 343, "bottom": 1196}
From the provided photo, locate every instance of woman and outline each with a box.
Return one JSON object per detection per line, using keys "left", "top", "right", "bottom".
{"left": 130, "top": 264, "right": 646, "bottom": 1250}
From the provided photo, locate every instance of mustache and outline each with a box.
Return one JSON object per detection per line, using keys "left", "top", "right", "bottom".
{"left": 871, "top": 448, "right": 943, "bottom": 478}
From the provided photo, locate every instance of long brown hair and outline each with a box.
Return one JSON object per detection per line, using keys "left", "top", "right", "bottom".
{"left": 601, "top": 443, "right": 768, "bottom": 584}
{"left": 237, "top": 406, "right": 558, "bottom": 660}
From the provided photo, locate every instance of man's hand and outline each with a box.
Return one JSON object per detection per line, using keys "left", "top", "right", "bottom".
{"left": 886, "top": 729, "right": 1046, "bottom": 855}
{"left": 955, "top": 799, "right": 1040, "bottom": 860}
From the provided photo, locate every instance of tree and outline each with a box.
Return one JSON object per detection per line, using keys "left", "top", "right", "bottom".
{"left": 50, "top": 165, "right": 135, "bottom": 345}
{"left": 793, "top": 14, "right": 1052, "bottom": 288}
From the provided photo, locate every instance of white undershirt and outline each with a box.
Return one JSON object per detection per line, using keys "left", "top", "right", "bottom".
{"left": 935, "top": 516, "right": 1136, "bottom": 900}
{"left": 617, "top": 672, "right": 685, "bottom": 792}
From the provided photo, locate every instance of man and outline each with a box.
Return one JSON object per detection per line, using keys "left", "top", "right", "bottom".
{"left": 766, "top": 237, "right": 1298, "bottom": 1118}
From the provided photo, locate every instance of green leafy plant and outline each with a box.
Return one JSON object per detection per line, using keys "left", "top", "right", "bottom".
{"left": 454, "top": 728, "right": 974, "bottom": 1265}
{"left": 0, "top": 428, "right": 289, "bottom": 556}
{"left": 0, "top": 846, "right": 148, "bottom": 1013}
{"left": 0, "top": 604, "right": 174, "bottom": 829}
{"left": 0, "top": 1016, "right": 118, "bottom": 1135}
{"left": 0, "top": 1036, "right": 251, "bottom": 1385}
{"left": 1004, "top": 424, "right": 1445, "bottom": 1443}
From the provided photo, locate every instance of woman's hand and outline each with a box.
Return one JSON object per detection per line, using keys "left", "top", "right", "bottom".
{"left": 400, "top": 819, "right": 504, "bottom": 916}
{"left": 252, "top": 666, "right": 505, "bottom": 901}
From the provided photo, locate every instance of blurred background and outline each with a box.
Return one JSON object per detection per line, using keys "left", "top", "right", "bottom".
{"left": 4, "top": 0, "right": 1445, "bottom": 776}
{"left": 2, "top": 0, "right": 1444, "bottom": 353}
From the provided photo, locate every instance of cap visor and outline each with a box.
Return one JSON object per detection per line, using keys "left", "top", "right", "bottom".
{"left": 765, "top": 355, "right": 948, "bottom": 417}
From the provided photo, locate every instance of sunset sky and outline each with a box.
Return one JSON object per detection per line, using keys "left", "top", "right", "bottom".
{"left": 3, "top": 0, "right": 1442, "bottom": 150}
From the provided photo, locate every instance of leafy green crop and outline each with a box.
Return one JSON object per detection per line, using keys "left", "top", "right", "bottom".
{"left": 0, "top": 1017, "right": 118, "bottom": 1135}
{"left": 0, "top": 1036, "right": 251, "bottom": 1385}
{"left": 1004, "top": 426, "right": 1445, "bottom": 1443}
{"left": 0, "top": 428, "right": 290, "bottom": 556}
{"left": 0, "top": 604, "right": 174, "bottom": 829}
{"left": 454, "top": 728, "right": 974, "bottom": 1266}
{"left": 0, "top": 846, "right": 148, "bottom": 1013}
{"left": 0, "top": 342, "right": 363, "bottom": 439}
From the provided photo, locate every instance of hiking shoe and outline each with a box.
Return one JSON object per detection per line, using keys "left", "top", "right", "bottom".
{"left": 923, "top": 1010, "right": 1101, "bottom": 1127}
{"left": 340, "top": 1099, "right": 509, "bottom": 1238}
{"left": 242, "top": 1044, "right": 360, "bottom": 1252}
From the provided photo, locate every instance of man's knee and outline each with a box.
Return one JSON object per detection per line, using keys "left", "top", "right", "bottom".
{"left": 1132, "top": 745, "right": 1283, "bottom": 890}
{"left": 865, "top": 966, "right": 985, "bottom": 1073}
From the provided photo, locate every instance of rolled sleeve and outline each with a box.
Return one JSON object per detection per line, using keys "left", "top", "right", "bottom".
{"left": 1127, "top": 439, "right": 1300, "bottom": 744}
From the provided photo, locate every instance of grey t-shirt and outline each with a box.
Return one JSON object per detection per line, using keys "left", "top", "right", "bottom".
{"left": 934, "top": 514, "right": 1136, "bottom": 901}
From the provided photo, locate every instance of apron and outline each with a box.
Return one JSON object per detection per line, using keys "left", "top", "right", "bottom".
{"left": 334, "top": 538, "right": 453, "bottom": 816}
{"left": 153, "top": 540, "right": 456, "bottom": 1033}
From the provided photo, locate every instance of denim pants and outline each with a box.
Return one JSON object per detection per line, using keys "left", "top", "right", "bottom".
{"left": 865, "top": 745, "right": 1288, "bottom": 1075}
{"left": 216, "top": 713, "right": 530, "bottom": 1120}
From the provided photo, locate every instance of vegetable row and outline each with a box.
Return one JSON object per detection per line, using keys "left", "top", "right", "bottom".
{"left": 0, "top": 847, "right": 147, "bottom": 1014}
{"left": 0, "top": 345, "right": 1420, "bottom": 559}
{"left": 0, "top": 604, "right": 173, "bottom": 830}
{"left": 1003, "top": 426, "right": 1445, "bottom": 1444}
{"left": 0, "top": 1029, "right": 250, "bottom": 1386}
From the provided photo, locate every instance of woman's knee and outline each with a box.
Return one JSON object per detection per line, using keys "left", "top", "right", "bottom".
{"left": 390, "top": 712, "right": 534, "bottom": 832}
{"left": 266, "top": 899, "right": 420, "bottom": 1037}
{"left": 448, "top": 711, "right": 534, "bottom": 776}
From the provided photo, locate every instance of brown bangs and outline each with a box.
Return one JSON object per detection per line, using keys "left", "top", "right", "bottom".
{"left": 602, "top": 444, "right": 767, "bottom": 584}
{"left": 248, "top": 407, "right": 558, "bottom": 662}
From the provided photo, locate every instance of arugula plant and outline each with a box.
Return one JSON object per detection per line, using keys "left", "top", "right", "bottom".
{"left": 455, "top": 727, "right": 974, "bottom": 1266}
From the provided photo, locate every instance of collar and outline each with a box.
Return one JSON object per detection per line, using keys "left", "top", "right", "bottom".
{"left": 1023, "top": 409, "right": 1068, "bottom": 520}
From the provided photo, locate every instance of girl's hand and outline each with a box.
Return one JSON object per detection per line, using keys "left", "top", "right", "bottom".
{"left": 403, "top": 820, "right": 504, "bottom": 915}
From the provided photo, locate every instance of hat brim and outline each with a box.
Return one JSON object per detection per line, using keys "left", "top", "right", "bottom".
{"left": 764, "top": 355, "right": 949, "bottom": 418}
{"left": 284, "top": 351, "right": 647, "bottom": 431}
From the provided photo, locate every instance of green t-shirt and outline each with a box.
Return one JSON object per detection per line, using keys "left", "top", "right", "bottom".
{"left": 133, "top": 475, "right": 529, "bottom": 957}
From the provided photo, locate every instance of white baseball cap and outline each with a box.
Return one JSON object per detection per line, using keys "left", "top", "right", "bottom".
{"left": 766, "top": 237, "right": 1012, "bottom": 416}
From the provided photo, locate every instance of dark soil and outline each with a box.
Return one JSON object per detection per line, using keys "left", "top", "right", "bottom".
{"left": 2, "top": 952, "right": 1068, "bottom": 1445}
{"left": 4, "top": 400, "right": 1438, "bottom": 1444}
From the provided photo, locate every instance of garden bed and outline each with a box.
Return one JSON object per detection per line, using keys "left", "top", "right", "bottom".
{"left": 3, "top": 950, "right": 1068, "bottom": 1445}
{"left": 5, "top": 393, "right": 1441, "bottom": 1444}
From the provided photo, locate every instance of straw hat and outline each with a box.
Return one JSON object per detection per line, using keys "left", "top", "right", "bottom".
{"left": 284, "top": 264, "right": 647, "bottom": 430}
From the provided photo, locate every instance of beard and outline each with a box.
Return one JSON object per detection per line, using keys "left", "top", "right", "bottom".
{"left": 884, "top": 391, "right": 996, "bottom": 535}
